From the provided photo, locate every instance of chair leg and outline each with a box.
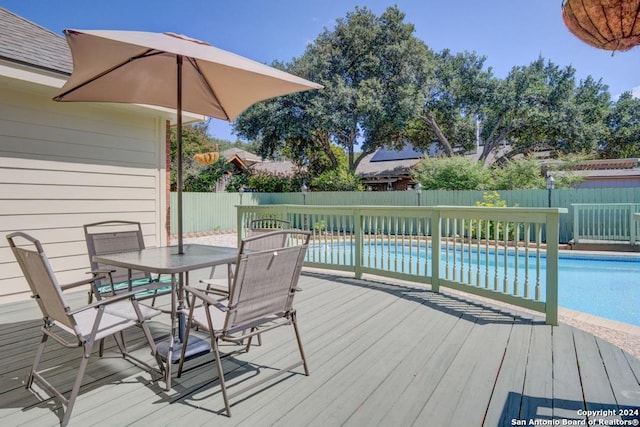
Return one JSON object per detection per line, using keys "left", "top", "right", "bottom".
{"left": 112, "top": 331, "right": 128, "bottom": 355}
{"left": 291, "top": 312, "right": 309, "bottom": 376}
{"left": 212, "top": 336, "right": 231, "bottom": 417}
{"left": 138, "top": 321, "right": 165, "bottom": 375}
{"left": 61, "top": 348, "right": 92, "bottom": 427}
{"left": 27, "top": 332, "right": 48, "bottom": 389}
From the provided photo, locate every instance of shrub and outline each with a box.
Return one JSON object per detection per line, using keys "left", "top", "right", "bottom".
{"left": 412, "top": 156, "right": 489, "bottom": 190}
{"left": 472, "top": 191, "right": 516, "bottom": 241}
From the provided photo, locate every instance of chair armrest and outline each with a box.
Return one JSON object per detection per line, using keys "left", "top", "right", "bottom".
{"left": 183, "top": 285, "right": 230, "bottom": 312}
{"left": 67, "top": 290, "right": 138, "bottom": 315}
{"left": 88, "top": 269, "right": 115, "bottom": 276}
{"left": 60, "top": 275, "right": 105, "bottom": 291}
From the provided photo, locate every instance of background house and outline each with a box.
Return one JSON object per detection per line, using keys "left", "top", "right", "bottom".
{"left": 356, "top": 144, "right": 425, "bottom": 191}
{"left": 0, "top": 8, "right": 197, "bottom": 303}
{"left": 543, "top": 158, "right": 640, "bottom": 188}
{"left": 215, "top": 148, "right": 298, "bottom": 191}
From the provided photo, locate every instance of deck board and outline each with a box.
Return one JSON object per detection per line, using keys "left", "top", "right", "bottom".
{"left": 551, "top": 322, "right": 587, "bottom": 421}
{"left": 0, "top": 271, "right": 639, "bottom": 426}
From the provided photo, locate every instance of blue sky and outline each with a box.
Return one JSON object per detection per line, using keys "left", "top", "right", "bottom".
{"left": 4, "top": 0, "right": 639, "bottom": 141}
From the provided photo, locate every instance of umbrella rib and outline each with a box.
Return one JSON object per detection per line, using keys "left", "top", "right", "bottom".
{"left": 186, "top": 57, "right": 231, "bottom": 121}
{"left": 54, "top": 49, "right": 164, "bottom": 100}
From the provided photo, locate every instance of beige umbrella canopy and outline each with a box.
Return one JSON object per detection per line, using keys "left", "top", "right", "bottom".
{"left": 54, "top": 29, "right": 322, "bottom": 253}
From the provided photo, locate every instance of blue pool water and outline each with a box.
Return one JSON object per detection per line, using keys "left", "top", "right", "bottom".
{"left": 313, "top": 244, "right": 640, "bottom": 326}
{"left": 556, "top": 253, "right": 639, "bottom": 326}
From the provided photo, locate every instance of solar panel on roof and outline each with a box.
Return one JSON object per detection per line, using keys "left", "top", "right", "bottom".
{"left": 370, "top": 144, "right": 425, "bottom": 162}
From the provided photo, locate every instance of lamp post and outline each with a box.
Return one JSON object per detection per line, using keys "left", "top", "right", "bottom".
{"left": 301, "top": 183, "right": 308, "bottom": 230}
{"left": 238, "top": 186, "right": 244, "bottom": 205}
{"left": 546, "top": 173, "right": 555, "bottom": 208}
{"left": 301, "top": 183, "right": 308, "bottom": 206}
{"left": 415, "top": 182, "right": 422, "bottom": 206}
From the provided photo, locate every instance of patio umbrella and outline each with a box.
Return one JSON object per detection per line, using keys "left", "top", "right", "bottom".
{"left": 53, "top": 29, "right": 322, "bottom": 253}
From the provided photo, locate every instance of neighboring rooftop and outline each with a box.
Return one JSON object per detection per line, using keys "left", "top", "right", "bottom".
{"left": 0, "top": 7, "right": 72, "bottom": 74}
{"left": 221, "top": 147, "right": 298, "bottom": 177}
{"left": 221, "top": 148, "right": 262, "bottom": 165}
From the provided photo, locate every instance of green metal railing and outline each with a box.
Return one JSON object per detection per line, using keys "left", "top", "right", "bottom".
{"left": 572, "top": 203, "right": 640, "bottom": 245}
{"left": 238, "top": 205, "right": 567, "bottom": 325}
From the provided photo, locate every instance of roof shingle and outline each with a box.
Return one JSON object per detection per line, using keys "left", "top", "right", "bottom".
{"left": 0, "top": 7, "right": 72, "bottom": 74}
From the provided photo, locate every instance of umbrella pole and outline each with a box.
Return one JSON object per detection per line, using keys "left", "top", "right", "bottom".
{"left": 177, "top": 55, "right": 184, "bottom": 255}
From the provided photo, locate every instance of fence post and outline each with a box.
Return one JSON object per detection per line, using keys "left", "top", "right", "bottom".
{"left": 630, "top": 205, "right": 637, "bottom": 245}
{"left": 572, "top": 204, "right": 580, "bottom": 244}
{"left": 431, "top": 209, "right": 441, "bottom": 293}
{"left": 236, "top": 206, "right": 244, "bottom": 248}
{"left": 354, "top": 208, "right": 363, "bottom": 279}
{"left": 545, "top": 210, "right": 560, "bottom": 326}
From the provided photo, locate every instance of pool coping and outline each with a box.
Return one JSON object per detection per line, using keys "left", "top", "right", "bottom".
{"left": 558, "top": 306, "right": 640, "bottom": 336}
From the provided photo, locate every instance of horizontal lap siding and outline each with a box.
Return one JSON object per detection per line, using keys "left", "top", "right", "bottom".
{"left": 0, "top": 84, "right": 166, "bottom": 302}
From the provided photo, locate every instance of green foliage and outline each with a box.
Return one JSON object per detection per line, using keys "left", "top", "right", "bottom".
{"left": 414, "top": 49, "right": 492, "bottom": 155}
{"left": 225, "top": 173, "right": 249, "bottom": 193}
{"left": 489, "top": 157, "right": 545, "bottom": 190}
{"left": 183, "top": 158, "right": 232, "bottom": 192}
{"left": 412, "top": 156, "right": 584, "bottom": 192}
{"left": 234, "top": 5, "right": 430, "bottom": 172}
{"left": 412, "top": 156, "right": 489, "bottom": 190}
{"left": 246, "top": 171, "right": 302, "bottom": 193}
{"left": 311, "top": 168, "right": 363, "bottom": 191}
{"left": 475, "top": 191, "right": 507, "bottom": 208}
{"left": 477, "top": 58, "right": 612, "bottom": 164}
{"left": 473, "top": 191, "right": 514, "bottom": 240}
{"left": 170, "top": 122, "right": 212, "bottom": 190}
{"left": 313, "top": 220, "right": 327, "bottom": 232}
{"left": 600, "top": 92, "right": 640, "bottom": 158}
{"left": 170, "top": 121, "right": 244, "bottom": 191}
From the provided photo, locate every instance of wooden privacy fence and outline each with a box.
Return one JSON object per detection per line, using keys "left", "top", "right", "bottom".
{"left": 170, "top": 187, "right": 640, "bottom": 243}
{"left": 572, "top": 203, "right": 640, "bottom": 245}
{"left": 237, "top": 205, "right": 567, "bottom": 325}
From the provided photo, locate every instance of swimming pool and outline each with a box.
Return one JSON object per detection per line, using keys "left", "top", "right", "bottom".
{"left": 556, "top": 253, "right": 640, "bottom": 326}
{"left": 310, "top": 243, "right": 640, "bottom": 326}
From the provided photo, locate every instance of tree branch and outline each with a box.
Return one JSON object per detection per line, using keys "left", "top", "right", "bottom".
{"left": 421, "top": 112, "right": 454, "bottom": 156}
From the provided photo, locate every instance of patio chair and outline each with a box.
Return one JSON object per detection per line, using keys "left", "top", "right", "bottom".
{"left": 177, "top": 230, "right": 311, "bottom": 417}
{"left": 248, "top": 218, "right": 291, "bottom": 235}
{"left": 84, "top": 220, "right": 172, "bottom": 305}
{"left": 6, "top": 232, "right": 164, "bottom": 427}
{"left": 199, "top": 226, "right": 294, "bottom": 296}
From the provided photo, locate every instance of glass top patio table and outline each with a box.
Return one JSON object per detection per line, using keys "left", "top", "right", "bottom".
{"left": 93, "top": 244, "right": 238, "bottom": 390}
{"left": 92, "top": 244, "right": 238, "bottom": 275}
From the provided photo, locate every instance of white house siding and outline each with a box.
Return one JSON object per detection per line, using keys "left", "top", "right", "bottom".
{"left": 0, "top": 79, "right": 168, "bottom": 303}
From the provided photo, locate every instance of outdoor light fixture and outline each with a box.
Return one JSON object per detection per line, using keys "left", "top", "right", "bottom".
{"left": 239, "top": 186, "right": 244, "bottom": 205}
{"left": 546, "top": 173, "right": 555, "bottom": 207}
{"left": 415, "top": 182, "right": 422, "bottom": 206}
{"left": 562, "top": 0, "right": 640, "bottom": 52}
{"left": 301, "top": 183, "right": 308, "bottom": 205}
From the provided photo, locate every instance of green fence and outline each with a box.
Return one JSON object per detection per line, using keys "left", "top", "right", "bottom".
{"left": 170, "top": 187, "right": 640, "bottom": 243}
{"left": 237, "top": 204, "right": 566, "bottom": 325}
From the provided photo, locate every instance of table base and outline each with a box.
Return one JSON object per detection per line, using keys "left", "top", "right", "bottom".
{"left": 156, "top": 336, "right": 211, "bottom": 364}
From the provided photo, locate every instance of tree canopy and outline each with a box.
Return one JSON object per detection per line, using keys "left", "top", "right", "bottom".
{"left": 234, "top": 5, "right": 429, "bottom": 173}
{"left": 177, "top": 6, "right": 639, "bottom": 193}
{"left": 600, "top": 92, "right": 640, "bottom": 158}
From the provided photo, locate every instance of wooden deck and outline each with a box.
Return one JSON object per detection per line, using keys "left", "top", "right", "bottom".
{"left": 1, "top": 270, "right": 639, "bottom": 426}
